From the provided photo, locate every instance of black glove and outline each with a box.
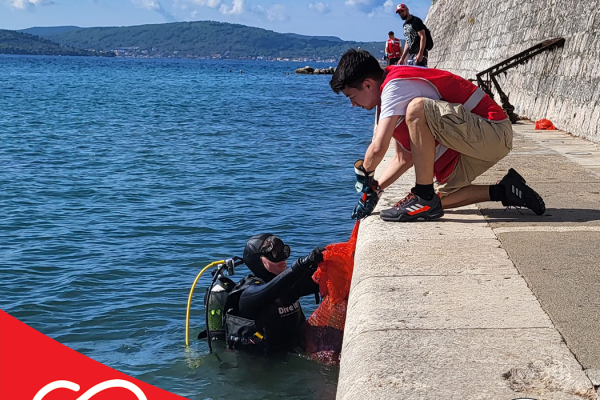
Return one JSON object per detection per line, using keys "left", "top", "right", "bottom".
{"left": 352, "top": 185, "right": 382, "bottom": 220}
{"left": 354, "top": 159, "right": 375, "bottom": 193}
{"left": 296, "top": 247, "right": 325, "bottom": 272}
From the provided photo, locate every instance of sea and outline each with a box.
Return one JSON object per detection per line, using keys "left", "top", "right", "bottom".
{"left": 0, "top": 55, "right": 375, "bottom": 400}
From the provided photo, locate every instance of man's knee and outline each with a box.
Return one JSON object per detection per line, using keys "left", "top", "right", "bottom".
{"left": 405, "top": 97, "right": 427, "bottom": 125}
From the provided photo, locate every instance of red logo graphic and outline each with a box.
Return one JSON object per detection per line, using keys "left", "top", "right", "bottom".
{"left": 0, "top": 310, "right": 189, "bottom": 400}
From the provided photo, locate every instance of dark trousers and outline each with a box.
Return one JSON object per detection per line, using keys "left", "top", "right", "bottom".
{"left": 387, "top": 57, "right": 400, "bottom": 66}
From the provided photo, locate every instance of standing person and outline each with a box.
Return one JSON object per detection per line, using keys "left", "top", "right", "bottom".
{"left": 396, "top": 3, "right": 431, "bottom": 67}
{"left": 329, "top": 49, "right": 546, "bottom": 222}
{"left": 385, "top": 31, "right": 402, "bottom": 66}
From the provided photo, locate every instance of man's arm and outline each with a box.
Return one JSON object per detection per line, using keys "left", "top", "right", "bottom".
{"left": 363, "top": 115, "right": 401, "bottom": 172}
{"left": 239, "top": 266, "right": 308, "bottom": 314}
{"left": 416, "top": 30, "right": 426, "bottom": 62}
{"left": 350, "top": 123, "right": 412, "bottom": 220}
{"left": 238, "top": 249, "right": 322, "bottom": 316}
{"left": 377, "top": 140, "right": 413, "bottom": 189}
{"left": 399, "top": 41, "right": 409, "bottom": 65}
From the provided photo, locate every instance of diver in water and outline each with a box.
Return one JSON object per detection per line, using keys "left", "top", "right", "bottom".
{"left": 223, "top": 234, "right": 324, "bottom": 353}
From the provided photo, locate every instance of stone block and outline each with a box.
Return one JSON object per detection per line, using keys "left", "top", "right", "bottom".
{"left": 345, "top": 275, "right": 552, "bottom": 334}
{"left": 338, "top": 330, "right": 595, "bottom": 400}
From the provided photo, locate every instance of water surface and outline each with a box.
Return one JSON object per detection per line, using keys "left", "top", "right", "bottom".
{"left": 0, "top": 55, "right": 375, "bottom": 399}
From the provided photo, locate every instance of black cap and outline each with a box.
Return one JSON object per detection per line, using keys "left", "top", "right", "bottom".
{"left": 243, "top": 234, "right": 290, "bottom": 282}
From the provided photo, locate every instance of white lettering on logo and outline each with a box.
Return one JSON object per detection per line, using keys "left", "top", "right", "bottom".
{"left": 33, "top": 379, "right": 147, "bottom": 400}
{"left": 278, "top": 301, "right": 300, "bottom": 315}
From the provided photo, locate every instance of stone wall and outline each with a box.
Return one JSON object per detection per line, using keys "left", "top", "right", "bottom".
{"left": 425, "top": 0, "right": 600, "bottom": 142}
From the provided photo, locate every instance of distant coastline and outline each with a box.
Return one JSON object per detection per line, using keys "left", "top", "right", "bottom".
{"left": 8, "top": 21, "right": 388, "bottom": 62}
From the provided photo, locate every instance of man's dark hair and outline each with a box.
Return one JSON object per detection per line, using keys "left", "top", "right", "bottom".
{"left": 388, "top": 31, "right": 394, "bottom": 36}
{"left": 330, "top": 49, "right": 384, "bottom": 94}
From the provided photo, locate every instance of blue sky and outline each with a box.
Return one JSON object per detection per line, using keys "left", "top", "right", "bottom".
{"left": 0, "top": 0, "right": 431, "bottom": 42}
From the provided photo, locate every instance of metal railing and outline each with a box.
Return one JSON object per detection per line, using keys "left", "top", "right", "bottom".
{"left": 475, "top": 38, "right": 565, "bottom": 123}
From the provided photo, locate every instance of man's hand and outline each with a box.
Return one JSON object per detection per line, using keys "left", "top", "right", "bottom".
{"left": 354, "top": 159, "right": 375, "bottom": 192}
{"left": 296, "top": 247, "right": 325, "bottom": 272}
{"left": 352, "top": 185, "right": 383, "bottom": 220}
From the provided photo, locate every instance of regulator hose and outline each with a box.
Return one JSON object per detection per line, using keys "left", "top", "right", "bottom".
{"left": 185, "top": 260, "right": 225, "bottom": 346}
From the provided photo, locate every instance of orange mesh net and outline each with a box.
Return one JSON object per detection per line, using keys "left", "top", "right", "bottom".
{"left": 304, "top": 221, "right": 359, "bottom": 365}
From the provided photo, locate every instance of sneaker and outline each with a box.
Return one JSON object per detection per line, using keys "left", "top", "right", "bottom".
{"left": 498, "top": 168, "right": 546, "bottom": 215}
{"left": 380, "top": 192, "right": 444, "bottom": 222}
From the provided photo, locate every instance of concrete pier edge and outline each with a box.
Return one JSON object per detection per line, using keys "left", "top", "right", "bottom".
{"left": 337, "top": 121, "right": 600, "bottom": 400}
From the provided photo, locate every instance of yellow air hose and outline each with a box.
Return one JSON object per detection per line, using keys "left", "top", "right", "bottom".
{"left": 185, "top": 260, "right": 225, "bottom": 346}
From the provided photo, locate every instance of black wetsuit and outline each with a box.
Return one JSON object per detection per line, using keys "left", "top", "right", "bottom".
{"left": 237, "top": 262, "right": 319, "bottom": 352}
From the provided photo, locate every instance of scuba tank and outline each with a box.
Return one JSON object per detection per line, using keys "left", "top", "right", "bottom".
{"left": 204, "top": 272, "right": 235, "bottom": 339}
{"left": 198, "top": 262, "right": 268, "bottom": 352}
{"left": 185, "top": 257, "right": 243, "bottom": 350}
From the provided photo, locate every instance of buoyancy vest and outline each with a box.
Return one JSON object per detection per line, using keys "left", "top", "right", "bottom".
{"left": 219, "top": 275, "right": 306, "bottom": 353}
{"left": 199, "top": 275, "right": 268, "bottom": 350}
{"left": 380, "top": 65, "right": 509, "bottom": 183}
{"left": 222, "top": 275, "right": 269, "bottom": 351}
{"left": 386, "top": 38, "right": 402, "bottom": 59}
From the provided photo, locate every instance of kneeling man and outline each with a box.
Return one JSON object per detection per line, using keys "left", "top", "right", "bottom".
{"left": 330, "top": 49, "right": 545, "bottom": 221}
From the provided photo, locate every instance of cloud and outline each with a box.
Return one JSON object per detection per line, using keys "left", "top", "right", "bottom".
{"left": 7, "top": 0, "right": 54, "bottom": 11}
{"left": 345, "top": 0, "right": 391, "bottom": 16}
{"left": 219, "top": 0, "right": 244, "bottom": 15}
{"left": 252, "top": 3, "right": 287, "bottom": 21}
{"left": 132, "top": 0, "right": 177, "bottom": 21}
{"left": 174, "top": 0, "right": 245, "bottom": 15}
{"left": 382, "top": 0, "right": 394, "bottom": 11}
{"left": 265, "top": 4, "right": 286, "bottom": 21}
{"left": 308, "top": 2, "right": 331, "bottom": 14}
{"left": 176, "top": 0, "right": 222, "bottom": 9}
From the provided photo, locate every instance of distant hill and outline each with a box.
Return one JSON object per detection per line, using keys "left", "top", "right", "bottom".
{"left": 19, "top": 26, "right": 83, "bottom": 37}
{"left": 0, "top": 29, "right": 113, "bottom": 56}
{"left": 282, "top": 33, "right": 344, "bottom": 43}
{"left": 30, "top": 21, "right": 386, "bottom": 60}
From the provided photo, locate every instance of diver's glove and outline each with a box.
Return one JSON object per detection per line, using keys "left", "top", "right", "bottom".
{"left": 295, "top": 247, "right": 325, "bottom": 273}
{"left": 352, "top": 185, "right": 383, "bottom": 220}
{"left": 354, "top": 159, "right": 375, "bottom": 193}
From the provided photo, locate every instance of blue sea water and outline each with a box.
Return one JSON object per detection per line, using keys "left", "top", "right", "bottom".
{"left": 0, "top": 55, "right": 375, "bottom": 399}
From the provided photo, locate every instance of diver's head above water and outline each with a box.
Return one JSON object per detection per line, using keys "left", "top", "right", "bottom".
{"left": 243, "top": 234, "right": 291, "bottom": 281}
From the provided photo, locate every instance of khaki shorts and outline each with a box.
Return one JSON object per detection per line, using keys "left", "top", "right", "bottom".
{"left": 423, "top": 98, "right": 513, "bottom": 196}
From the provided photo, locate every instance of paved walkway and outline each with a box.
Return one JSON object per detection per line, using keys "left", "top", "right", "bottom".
{"left": 337, "top": 121, "right": 600, "bottom": 400}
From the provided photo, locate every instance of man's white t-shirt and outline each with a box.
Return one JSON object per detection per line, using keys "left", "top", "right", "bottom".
{"left": 379, "top": 78, "right": 441, "bottom": 121}
{"left": 378, "top": 76, "right": 450, "bottom": 163}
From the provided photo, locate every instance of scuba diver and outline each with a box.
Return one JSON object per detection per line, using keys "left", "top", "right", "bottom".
{"left": 203, "top": 234, "right": 324, "bottom": 354}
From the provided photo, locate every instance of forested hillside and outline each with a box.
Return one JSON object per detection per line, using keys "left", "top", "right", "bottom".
{"left": 0, "top": 29, "right": 111, "bottom": 56}
{"left": 19, "top": 26, "right": 82, "bottom": 37}
{"left": 29, "top": 21, "right": 386, "bottom": 60}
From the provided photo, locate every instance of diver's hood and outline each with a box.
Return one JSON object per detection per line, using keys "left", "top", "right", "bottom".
{"left": 243, "top": 233, "right": 286, "bottom": 282}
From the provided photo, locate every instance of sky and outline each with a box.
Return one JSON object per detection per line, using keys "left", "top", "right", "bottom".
{"left": 0, "top": 0, "right": 431, "bottom": 42}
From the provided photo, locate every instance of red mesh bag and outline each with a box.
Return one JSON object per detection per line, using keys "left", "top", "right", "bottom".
{"left": 535, "top": 118, "right": 557, "bottom": 130}
{"left": 303, "top": 221, "right": 359, "bottom": 365}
